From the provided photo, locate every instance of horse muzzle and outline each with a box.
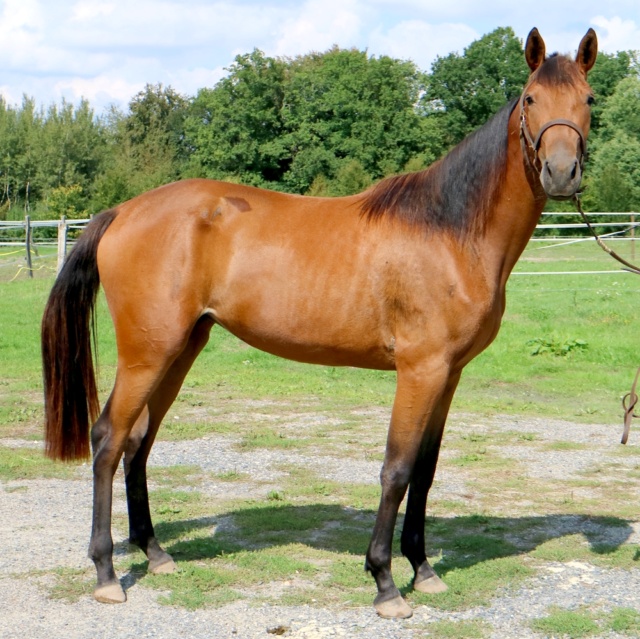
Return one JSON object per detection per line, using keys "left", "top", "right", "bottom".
{"left": 520, "top": 101, "right": 587, "bottom": 201}
{"left": 539, "top": 151, "right": 582, "bottom": 200}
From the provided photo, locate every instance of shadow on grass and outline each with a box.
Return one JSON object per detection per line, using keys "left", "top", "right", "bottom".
{"left": 145, "top": 505, "right": 636, "bottom": 576}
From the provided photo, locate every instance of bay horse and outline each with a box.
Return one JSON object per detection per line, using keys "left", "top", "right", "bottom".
{"left": 41, "top": 28, "right": 597, "bottom": 619}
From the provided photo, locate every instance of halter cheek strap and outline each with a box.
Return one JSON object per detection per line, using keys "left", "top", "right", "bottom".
{"left": 519, "top": 93, "right": 587, "bottom": 171}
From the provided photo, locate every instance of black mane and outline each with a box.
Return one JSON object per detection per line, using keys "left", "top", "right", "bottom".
{"left": 360, "top": 98, "right": 518, "bottom": 236}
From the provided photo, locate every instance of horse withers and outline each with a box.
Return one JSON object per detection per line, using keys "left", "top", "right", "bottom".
{"left": 41, "top": 28, "right": 597, "bottom": 619}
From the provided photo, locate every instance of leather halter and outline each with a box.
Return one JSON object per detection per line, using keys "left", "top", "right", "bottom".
{"left": 519, "top": 91, "right": 587, "bottom": 172}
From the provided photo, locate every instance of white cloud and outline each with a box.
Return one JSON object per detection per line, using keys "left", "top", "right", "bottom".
{"left": 368, "top": 20, "right": 479, "bottom": 69}
{"left": 0, "top": 0, "right": 45, "bottom": 65}
{"left": 54, "top": 73, "right": 143, "bottom": 108}
{"left": 166, "top": 66, "right": 227, "bottom": 98}
{"left": 0, "top": 0, "right": 638, "bottom": 113}
{"left": 591, "top": 15, "right": 640, "bottom": 52}
{"left": 70, "top": 1, "right": 115, "bottom": 22}
{"left": 271, "top": 0, "right": 362, "bottom": 56}
{"left": 59, "top": 1, "right": 279, "bottom": 50}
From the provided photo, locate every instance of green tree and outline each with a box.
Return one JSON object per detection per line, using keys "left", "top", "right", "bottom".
{"left": 184, "top": 47, "right": 437, "bottom": 195}
{"left": 46, "top": 184, "right": 88, "bottom": 219}
{"left": 424, "top": 27, "right": 529, "bottom": 145}
{"left": 184, "top": 50, "right": 287, "bottom": 187}
{"left": 36, "top": 99, "right": 106, "bottom": 207}
{"left": 91, "top": 84, "right": 189, "bottom": 210}
{"left": 280, "top": 48, "right": 430, "bottom": 193}
{"left": 587, "top": 50, "right": 638, "bottom": 132}
{"left": 587, "top": 77, "right": 640, "bottom": 212}
{"left": 0, "top": 96, "right": 106, "bottom": 217}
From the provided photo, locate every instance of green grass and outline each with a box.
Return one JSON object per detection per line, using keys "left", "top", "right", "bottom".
{"left": 1, "top": 240, "right": 639, "bottom": 444}
{"left": 46, "top": 567, "right": 94, "bottom": 602}
{"left": 426, "top": 620, "right": 492, "bottom": 638}
{"left": 529, "top": 534, "right": 639, "bottom": 569}
{"left": 530, "top": 606, "right": 640, "bottom": 638}
{"left": 610, "top": 607, "right": 640, "bottom": 635}
{"left": 531, "top": 607, "right": 601, "bottom": 638}
{"left": 4, "top": 241, "right": 640, "bottom": 616}
{"left": 0, "top": 445, "right": 79, "bottom": 480}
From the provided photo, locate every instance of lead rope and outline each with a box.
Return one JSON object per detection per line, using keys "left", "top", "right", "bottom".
{"left": 573, "top": 194, "right": 640, "bottom": 276}
{"left": 571, "top": 195, "right": 640, "bottom": 443}
{"left": 622, "top": 367, "right": 640, "bottom": 445}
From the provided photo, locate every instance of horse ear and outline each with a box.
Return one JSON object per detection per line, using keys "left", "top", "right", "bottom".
{"left": 576, "top": 28, "right": 598, "bottom": 75}
{"left": 525, "top": 28, "right": 546, "bottom": 72}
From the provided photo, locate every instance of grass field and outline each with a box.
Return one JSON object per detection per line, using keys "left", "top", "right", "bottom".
{"left": 1, "top": 237, "right": 640, "bottom": 636}
{"left": 1, "top": 238, "right": 638, "bottom": 433}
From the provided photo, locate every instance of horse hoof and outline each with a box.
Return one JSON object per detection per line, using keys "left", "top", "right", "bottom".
{"left": 149, "top": 558, "right": 177, "bottom": 575}
{"left": 94, "top": 583, "right": 126, "bottom": 604}
{"left": 374, "top": 595, "right": 413, "bottom": 619}
{"left": 414, "top": 574, "right": 448, "bottom": 594}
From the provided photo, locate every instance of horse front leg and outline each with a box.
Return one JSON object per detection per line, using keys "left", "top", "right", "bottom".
{"left": 365, "top": 361, "right": 450, "bottom": 619}
{"left": 401, "top": 372, "right": 461, "bottom": 594}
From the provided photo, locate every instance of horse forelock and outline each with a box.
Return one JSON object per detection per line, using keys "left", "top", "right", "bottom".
{"left": 360, "top": 98, "right": 518, "bottom": 237}
{"left": 533, "top": 53, "right": 585, "bottom": 87}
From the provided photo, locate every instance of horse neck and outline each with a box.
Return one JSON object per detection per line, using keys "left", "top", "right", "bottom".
{"left": 480, "top": 106, "right": 546, "bottom": 287}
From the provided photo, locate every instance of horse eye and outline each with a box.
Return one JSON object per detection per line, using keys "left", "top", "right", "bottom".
{"left": 525, "top": 95, "right": 535, "bottom": 106}
{"left": 587, "top": 95, "right": 596, "bottom": 106}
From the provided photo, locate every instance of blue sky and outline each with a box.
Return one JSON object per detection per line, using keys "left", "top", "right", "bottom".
{"left": 1, "top": 0, "right": 638, "bottom": 114}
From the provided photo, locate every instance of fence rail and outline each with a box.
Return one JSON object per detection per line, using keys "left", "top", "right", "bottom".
{"left": 0, "top": 217, "right": 91, "bottom": 278}
{"left": 0, "top": 212, "right": 638, "bottom": 279}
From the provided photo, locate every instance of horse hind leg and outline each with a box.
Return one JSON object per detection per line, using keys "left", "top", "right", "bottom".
{"left": 123, "top": 315, "right": 214, "bottom": 576}
{"left": 90, "top": 370, "right": 162, "bottom": 604}
{"left": 90, "top": 316, "right": 212, "bottom": 604}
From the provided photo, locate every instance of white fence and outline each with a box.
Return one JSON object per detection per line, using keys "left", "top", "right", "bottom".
{"left": 514, "top": 212, "right": 639, "bottom": 276}
{"left": 0, "top": 212, "right": 638, "bottom": 279}
{"left": 0, "top": 216, "right": 90, "bottom": 278}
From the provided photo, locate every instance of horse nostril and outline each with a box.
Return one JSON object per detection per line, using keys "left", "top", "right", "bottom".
{"left": 571, "top": 161, "right": 578, "bottom": 180}
{"left": 544, "top": 161, "right": 552, "bottom": 178}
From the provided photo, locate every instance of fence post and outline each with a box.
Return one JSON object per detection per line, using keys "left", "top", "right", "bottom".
{"left": 57, "top": 216, "right": 67, "bottom": 275}
{"left": 631, "top": 213, "right": 636, "bottom": 262}
{"left": 25, "top": 215, "right": 33, "bottom": 278}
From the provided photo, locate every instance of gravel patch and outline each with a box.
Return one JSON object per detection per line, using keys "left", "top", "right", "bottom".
{"left": 148, "top": 437, "right": 472, "bottom": 502}
{"left": 2, "top": 412, "right": 640, "bottom": 638}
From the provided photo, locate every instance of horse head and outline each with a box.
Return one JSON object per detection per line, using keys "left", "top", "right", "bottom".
{"left": 520, "top": 28, "right": 598, "bottom": 199}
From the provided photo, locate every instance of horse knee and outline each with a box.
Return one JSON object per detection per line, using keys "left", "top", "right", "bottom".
{"left": 379, "top": 463, "right": 412, "bottom": 495}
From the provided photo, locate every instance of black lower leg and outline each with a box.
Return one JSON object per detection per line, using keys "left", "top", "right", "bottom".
{"left": 125, "top": 460, "right": 154, "bottom": 551}
{"left": 89, "top": 416, "right": 120, "bottom": 590}
{"left": 366, "top": 468, "right": 411, "bottom": 604}
{"left": 400, "top": 428, "right": 445, "bottom": 583}
{"left": 124, "top": 444, "right": 174, "bottom": 571}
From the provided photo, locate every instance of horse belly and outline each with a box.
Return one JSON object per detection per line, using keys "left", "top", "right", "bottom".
{"left": 207, "top": 248, "right": 396, "bottom": 370}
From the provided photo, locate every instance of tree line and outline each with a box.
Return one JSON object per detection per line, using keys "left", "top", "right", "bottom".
{"left": 0, "top": 26, "right": 638, "bottom": 222}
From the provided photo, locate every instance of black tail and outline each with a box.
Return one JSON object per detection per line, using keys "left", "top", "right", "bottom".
{"left": 42, "top": 209, "right": 118, "bottom": 460}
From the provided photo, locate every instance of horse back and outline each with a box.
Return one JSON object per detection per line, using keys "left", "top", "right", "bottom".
{"left": 96, "top": 179, "right": 500, "bottom": 371}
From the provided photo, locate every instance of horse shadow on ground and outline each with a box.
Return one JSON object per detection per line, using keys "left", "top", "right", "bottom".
{"left": 117, "top": 504, "right": 639, "bottom": 591}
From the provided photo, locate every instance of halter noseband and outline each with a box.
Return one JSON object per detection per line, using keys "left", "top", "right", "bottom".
{"left": 519, "top": 91, "right": 587, "bottom": 172}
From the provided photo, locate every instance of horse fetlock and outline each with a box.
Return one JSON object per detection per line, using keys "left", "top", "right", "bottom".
{"left": 364, "top": 547, "right": 390, "bottom": 578}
